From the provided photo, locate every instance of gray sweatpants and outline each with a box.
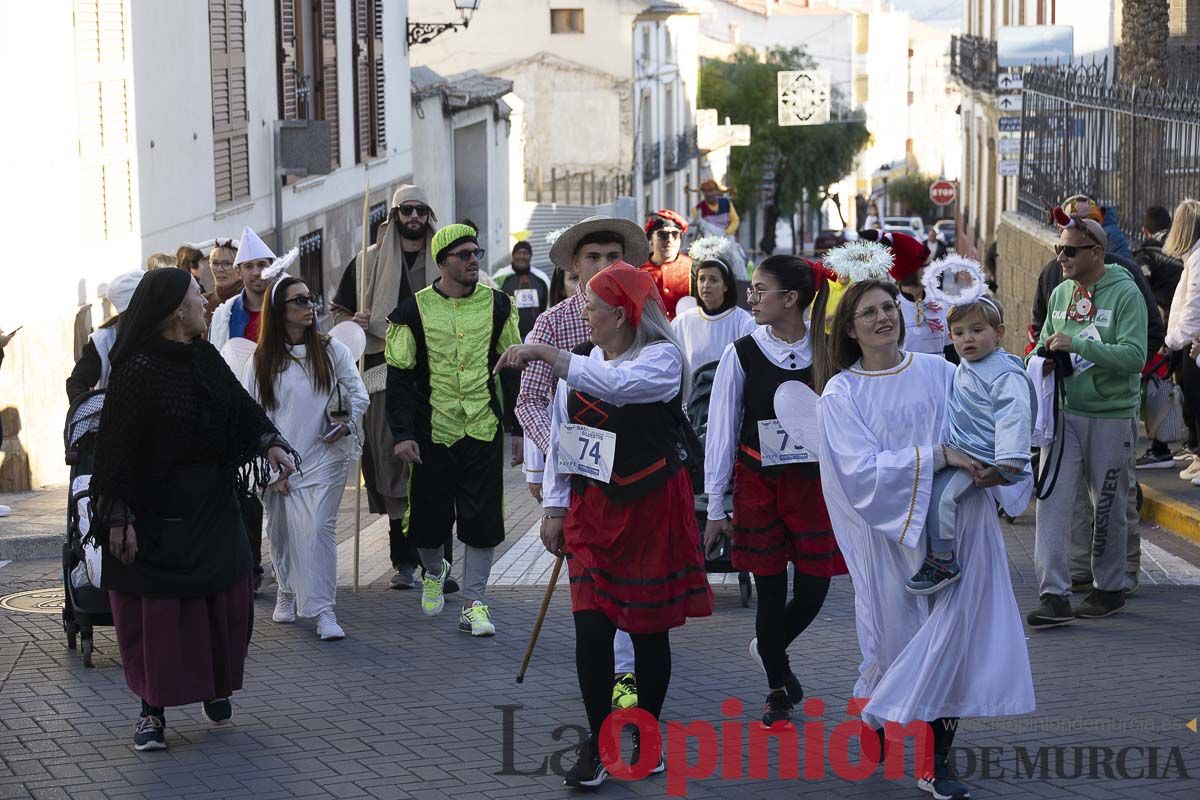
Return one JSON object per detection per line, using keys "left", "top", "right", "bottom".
{"left": 1035, "top": 413, "right": 1137, "bottom": 596}
{"left": 1068, "top": 448, "right": 1141, "bottom": 588}
{"left": 420, "top": 545, "right": 494, "bottom": 604}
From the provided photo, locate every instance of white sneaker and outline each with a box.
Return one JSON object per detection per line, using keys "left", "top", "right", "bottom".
{"left": 0, "top": 504, "right": 10, "bottom": 517}
{"left": 1180, "top": 460, "right": 1200, "bottom": 481}
{"left": 1192, "top": 475, "right": 1200, "bottom": 487}
{"left": 316, "top": 610, "right": 345, "bottom": 641}
{"left": 458, "top": 601, "right": 496, "bottom": 636}
{"left": 272, "top": 592, "right": 296, "bottom": 623}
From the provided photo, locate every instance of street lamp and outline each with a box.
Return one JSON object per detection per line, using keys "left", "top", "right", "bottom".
{"left": 407, "top": 1, "right": 481, "bottom": 48}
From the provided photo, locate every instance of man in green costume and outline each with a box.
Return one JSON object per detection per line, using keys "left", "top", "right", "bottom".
{"left": 385, "top": 223, "right": 521, "bottom": 637}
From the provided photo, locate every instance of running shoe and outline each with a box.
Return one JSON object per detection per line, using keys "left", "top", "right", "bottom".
{"left": 563, "top": 737, "right": 608, "bottom": 789}
{"left": 272, "top": 592, "right": 296, "bottom": 623}
{"left": 421, "top": 559, "right": 450, "bottom": 616}
{"left": 389, "top": 565, "right": 415, "bottom": 590}
{"left": 917, "top": 754, "right": 971, "bottom": 799}
{"left": 133, "top": 714, "right": 167, "bottom": 751}
{"left": 458, "top": 601, "right": 496, "bottom": 636}
{"left": 611, "top": 673, "right": 639, "bottom": 709}
{"left": 1136, "top": 450, "right": 1176, "bottom": 469}
{"left": 1074, "top": 589, "right": 1125, "bottom": 619}
{"left": 906, "top": 553, "right": 962, "bottom": 595}
{"left": 201, "top": 698, "right": 232, "bottom": 726}
{"left": 316, "top": 610, "right": 346, "bottom": 640}
{"left": 761, "top": 689, "right": 794, "bottom": 729}
{"left": 1180, "top": 460, "right": 1200, "bottom": 481}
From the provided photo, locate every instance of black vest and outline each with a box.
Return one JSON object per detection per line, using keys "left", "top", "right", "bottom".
{"left": 734, "top": 334, "right": 820, "bottom": 477}
{"left": 565, "top": 344, "right": 686, "bottom": 502}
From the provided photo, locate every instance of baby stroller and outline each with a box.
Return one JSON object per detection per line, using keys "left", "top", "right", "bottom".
{"left": 61, "top": 389, "right": 112, "bottom": 667}
{"left": 688, "top": 363, "right": 753, "bottom": 608}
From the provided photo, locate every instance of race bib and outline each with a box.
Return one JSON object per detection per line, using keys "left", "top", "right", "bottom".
{"left": 757, "top": 419, "right": 816, "bottom": 467}
{"left": 1070, "top": 323, "right": 1101, "bottom": 375}
{"left": 515, "top": 289, "right": 540, "bottom": 309}
{"left": 557, "top": 423, "right": 617, "bottom": 483}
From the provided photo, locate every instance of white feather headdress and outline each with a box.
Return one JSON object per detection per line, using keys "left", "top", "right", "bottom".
{"left": 822, "top": 240, "right": 895, "bottom": 284}
{"left": 265, "top": 247, "right": 301, "bottom": 303}
{"left": 545, "top": 225, "right": 571, "bottom": 247}
{"left": 687, "top": 235, "right": 735, "bottom": 269}
{"left": 923, "top": 255, "right": 988, "bottom": 308}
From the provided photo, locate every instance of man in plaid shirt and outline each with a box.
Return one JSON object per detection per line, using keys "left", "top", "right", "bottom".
{"left": 515, "top": 216, "right": 649, "bottom": 499}
{"left": 513, "top": 216, "right": 649, "bottom": 712}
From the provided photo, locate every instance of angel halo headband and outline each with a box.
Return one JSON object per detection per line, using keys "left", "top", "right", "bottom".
{"left": 687, "top": 234, "right": 734, "bottom": 271}
{"left": 265, "top": 247, "right": 301, "bottom": 305}
{"left": 188, "top": 237, "right": 240, "bottom": 252}
{"left": 922, "top": 255, "right": 991, "bottom": 309}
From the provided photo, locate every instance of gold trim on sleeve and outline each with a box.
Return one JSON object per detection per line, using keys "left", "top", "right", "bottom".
{"left": 897, "top": 445, "right": 920, "bottom": 546}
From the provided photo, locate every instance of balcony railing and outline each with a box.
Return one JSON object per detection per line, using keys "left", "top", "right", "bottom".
{"left": 642, "top": 140, "right": 662, "bottom": 181}
{"left": 950, "top": 34, "right": 998, "bottom": 94}
{"left": 666, "top": 127, "right": 699, "bottom": 171}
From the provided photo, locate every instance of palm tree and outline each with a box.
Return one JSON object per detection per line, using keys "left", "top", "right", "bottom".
{"left": 1120, "top": 0, "right": 1170, "bottom": 86}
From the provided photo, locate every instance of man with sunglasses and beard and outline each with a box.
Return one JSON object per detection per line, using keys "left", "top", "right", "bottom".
{"left": 640, "top": 209, "right": 693, "bottom": 320}
{"left": 1026, "top": 196, "right": 1165, "bottom": 600}
{"left": 1026, "top": 214, "right": 1147, "bottom": 628}
{"left": 331, "top": 185, "right": 456, "bottom": 592}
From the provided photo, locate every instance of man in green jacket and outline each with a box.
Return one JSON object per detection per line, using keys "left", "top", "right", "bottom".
{"left": 1028, "top": 214, "right": 1147, "bottom": 629}
{"left": 385, "top": 223, "right": 521, "bottom": 637}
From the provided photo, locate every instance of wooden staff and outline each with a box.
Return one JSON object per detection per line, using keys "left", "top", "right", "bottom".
{"left": 353, "top": 179, "right": 370, "bottom": 592}
{"left": 516, "top": 553, "right": 564, "bottom": 683}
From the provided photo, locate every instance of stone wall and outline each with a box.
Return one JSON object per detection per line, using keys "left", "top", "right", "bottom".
{"left": 995, "top": 211, "right": 1058, "bottom": 352}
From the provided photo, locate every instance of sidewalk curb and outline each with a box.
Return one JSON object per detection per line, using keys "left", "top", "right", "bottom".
{"left": 0, "top": 534, "right": 62, "bottom": 561}
{"left": 1141, "top": 485, "right": 1200, "bottom": 547}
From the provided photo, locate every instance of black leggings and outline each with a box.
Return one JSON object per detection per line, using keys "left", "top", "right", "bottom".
{"left": 753, "top": 570, "right": 831, "bottom": 691}
{"left": 574, "top": 611, "right": 671, "bottom": 738}
{"left": 1178, "top": 353, "right": 1200, "bottom": 449}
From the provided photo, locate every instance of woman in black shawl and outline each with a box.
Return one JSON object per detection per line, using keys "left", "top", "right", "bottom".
{"left": 91, "top": 268, "right": 297, "bottom": 751}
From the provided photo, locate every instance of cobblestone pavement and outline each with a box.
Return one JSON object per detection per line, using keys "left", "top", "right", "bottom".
{"left": 2, "top": 451, "right": 1199, "bottom": 799}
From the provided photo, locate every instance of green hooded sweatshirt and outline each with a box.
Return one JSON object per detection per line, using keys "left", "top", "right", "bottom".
{"left": 1034, "top": 263, "right": 1147, "bottom": 418}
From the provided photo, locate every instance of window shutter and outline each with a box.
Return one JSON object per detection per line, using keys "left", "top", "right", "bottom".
{"left": 316, "top": 0, "right": 339, "bottom": 168}
{"left": 74, "top": 0, "right": 133, "bottom": 239}
{"left": 210, "top": 0, "right": 249, "bottom": 205}
{"left": 277, "top": 0, "right": 299, "bottom": 120}
{"left": 371, "top": 0, "right": 385, "bottom": 154}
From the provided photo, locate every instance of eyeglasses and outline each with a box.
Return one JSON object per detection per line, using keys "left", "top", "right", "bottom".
{"left": 853, "top": 301, "right": 901, "bottom": 322}
{"left": 1054, "top": 243, "right": 1100, "bottom": 258}
{"left": 211, "top": 260, "right": 235, "bottom": 270}
{"left": 285, "top": 295, "right": 315, "bottom": 307}
{"left": 397, "top": 204, "right": 430, "bottom": 217}
{"left": 746, "top": 287, "right": 792, "bottom": 303}
{"left": 449, "top": 248, "right": 486, "bottom": 262}
{"left": 656, "top": 229, "right": 682, "bottom": 240}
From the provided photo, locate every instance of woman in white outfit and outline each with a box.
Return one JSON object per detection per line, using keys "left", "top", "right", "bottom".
{"left": 242, "top": 276, "right": 368, "bottom": 640}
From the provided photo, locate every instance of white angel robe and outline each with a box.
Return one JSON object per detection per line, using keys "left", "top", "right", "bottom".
{"left": 817, "top": 351, "right": 1034, "bottom": 727}
{"left": 242, "top": 338, "right": 368, "bottom": 618}
{"left": 671, "top": 305, "right": 757, "bottom": 372}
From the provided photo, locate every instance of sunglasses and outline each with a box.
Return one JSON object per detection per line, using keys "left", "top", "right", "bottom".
{"left": 1054, "top": 244, "right": 1100, "bottom": 258}
{"left": 397, "top": 205, "right": 430, "bottom": 217}
{"left": 449, "top": 248, "right": 486, "bottom": 262}
{"left": 655, "top": 229, "right": 682, "bottom": 240}
{"left": 285, "top": 295, "right": 316, "bottom": 307}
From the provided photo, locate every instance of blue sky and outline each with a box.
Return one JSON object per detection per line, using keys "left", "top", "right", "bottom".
{"left": 890, "top": 0, "right": 961, "bottom": 30}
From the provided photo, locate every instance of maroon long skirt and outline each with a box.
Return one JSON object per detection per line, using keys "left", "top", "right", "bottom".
{"left": 108, "top": 575, "right": 254, "bottom": 708}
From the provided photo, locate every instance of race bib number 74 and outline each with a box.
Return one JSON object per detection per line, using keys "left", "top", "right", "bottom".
{"left": 758, "top": 419, "right": 816, "bottom": 467}
{"left": 557, "top": 423, "right": 617, "bottom": 483}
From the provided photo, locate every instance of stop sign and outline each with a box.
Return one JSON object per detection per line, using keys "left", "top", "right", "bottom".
{"left": 929, "top": 179, "right": 956, "bottom": 207}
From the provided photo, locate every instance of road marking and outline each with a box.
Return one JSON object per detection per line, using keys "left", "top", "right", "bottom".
{"left": 1139, "top": 539, "right": 1200, "bottom": 586}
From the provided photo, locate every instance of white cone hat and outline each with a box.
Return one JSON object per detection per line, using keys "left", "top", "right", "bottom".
{"left": 234, "top": 226, "right": 276, "bottom": 266}
{"left": 104, "top": 270, "right": 146, "bottom": 314}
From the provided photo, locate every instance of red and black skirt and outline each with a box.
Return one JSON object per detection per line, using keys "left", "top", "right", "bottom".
{"left": 731, "top": 461, "right": 848, "bottom": 577}
{"left": 565, "top": 469, "right": 714, "bottom": 634}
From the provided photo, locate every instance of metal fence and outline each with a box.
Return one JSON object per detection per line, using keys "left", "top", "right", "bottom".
{"left": 525, "top": 167, "right": 634, "bottom": 205}
{"left": 1016, "top": 60, "right": 1200, "bottom": 241}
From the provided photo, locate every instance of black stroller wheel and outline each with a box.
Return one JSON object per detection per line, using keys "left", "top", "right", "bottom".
{"left": 65, "top": 618, "right": 78, "bottom": 650}
{"left": 81, "top": 636, "right": 94, "bottom": 668}
{"left": 738, "top": 572, "right": 752, "bottom": 608}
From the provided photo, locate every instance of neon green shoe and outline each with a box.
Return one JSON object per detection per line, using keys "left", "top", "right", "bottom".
{"left": 421, "top": 559, "right": 449, "bottom": 616}
{"left": 458, "top": 601, "right": 496, "bottom": 636}
{"left": 611, "top": 673, "right": 638, "bottom": 709}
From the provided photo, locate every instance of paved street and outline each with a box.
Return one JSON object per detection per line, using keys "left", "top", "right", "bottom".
{"left": 2, "top": 456, "right": 1199, "bottom": 799}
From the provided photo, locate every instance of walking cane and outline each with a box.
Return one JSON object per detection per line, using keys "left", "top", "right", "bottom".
{"left": 516, "top": 553, "right": 564, "bottom": 683}
{"left": 353, "top": 179, "right": 370, "bottom": 593}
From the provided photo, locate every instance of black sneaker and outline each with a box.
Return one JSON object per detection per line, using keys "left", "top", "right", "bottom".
{"left": 761, "top": 689, "right": 794, "bottom": 729}
{"left": 1136, "top": 450, "right": 1176, "bottom": 469}
{"left": 201, "top": 698, "right": 232, "bottom": 726}
{"left": 917, "top": 753, "right": 971, "bottom": 799}
{"left": 1026, "top": 593, "right": 1074, "bottom": 629}
{"left": 748, "top": 639, "right": 804, "bottom": 704}
{"left": 563, "top": 737, "right": 608, "bottom": 790}
{"left": 133, "top": 714, "right": 166, "bottom": 751}
{"left": 906, "top": 553, "right": 962, "bottom": 595}
{"left": 630, "top": 728, "right": 665, "bottom": 776}
{"left": 1075, "top": 588, "right": 1125, "bottom": 619}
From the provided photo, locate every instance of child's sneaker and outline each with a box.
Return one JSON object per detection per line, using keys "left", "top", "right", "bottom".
{"left": 906, "top": 553, "right": 962, "bottom": 595}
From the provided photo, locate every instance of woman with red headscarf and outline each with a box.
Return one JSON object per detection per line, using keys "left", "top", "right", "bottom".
{"left": 702, "top": 255, "right": 848, "bottom": 730}
{"left": 495, "top": 262, "right": 713, "bottom": 790}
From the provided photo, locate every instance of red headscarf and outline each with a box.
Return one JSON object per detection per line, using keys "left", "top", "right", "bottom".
{"left": 644, "top": 209, "right": 690, "bottom": 235}
{"left": 588, "top": 261, "right": 666, "bottom": 327}
{"left": 886, "top": 231, "right": 931, "bottom": 282}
